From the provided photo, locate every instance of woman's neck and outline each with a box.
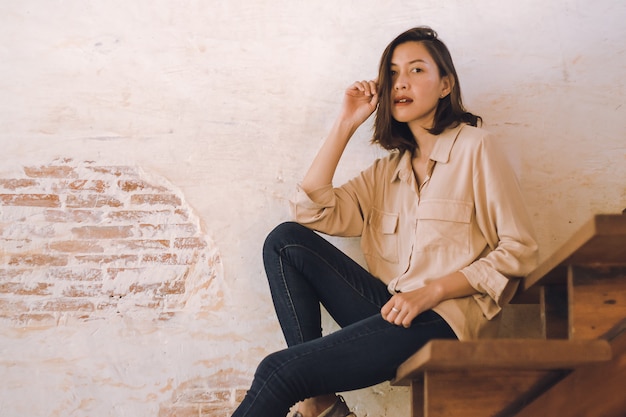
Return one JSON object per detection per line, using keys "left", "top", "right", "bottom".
{"left": 412, "top": 131, "right": 437, "bottom": 160}
{"left": 409, "top": 120, "right": 437, "bottom": 159}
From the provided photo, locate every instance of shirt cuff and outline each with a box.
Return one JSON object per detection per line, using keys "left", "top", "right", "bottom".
{"left": 460, "top": 262, "right": 519, "bottom": 320}
{"left": 290, "top": 183, "right": 335, "bottom": 221}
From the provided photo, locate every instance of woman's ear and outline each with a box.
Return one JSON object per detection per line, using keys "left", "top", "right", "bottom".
{"left": 440, "top": 75, "right": 454, "bottom": 98}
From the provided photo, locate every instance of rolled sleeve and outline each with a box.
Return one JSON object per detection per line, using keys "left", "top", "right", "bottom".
{"left": 290, "top": 183, "right": 335, "bottom": 222}
{"left": 460, "top": 262, "right": 519, "bottom": 320}
{"left": 290, "top": 182, "right": 366, "bottom": 237}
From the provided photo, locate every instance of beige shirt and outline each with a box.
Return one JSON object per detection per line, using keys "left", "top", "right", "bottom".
{"left": 291, "top": 124, "right": 539, "bottom": 340}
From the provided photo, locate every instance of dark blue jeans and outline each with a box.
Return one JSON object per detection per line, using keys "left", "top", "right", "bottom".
{"left": 231, "top": 222, "right": 456, "bottom": 417}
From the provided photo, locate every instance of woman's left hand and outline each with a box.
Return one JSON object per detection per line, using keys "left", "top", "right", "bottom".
{"left": 381, "top": 285, "right": 444, "bottom": 328}
{"left": 381, "top": 272, "right": 477, "bottom": 328}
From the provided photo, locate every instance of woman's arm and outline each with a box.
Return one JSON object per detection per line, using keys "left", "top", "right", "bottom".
{"left": 301, "top": 80, "right": 379, "bottom": 194}
{"left": 381, "top": 272, "right": 477, "bottom": 328}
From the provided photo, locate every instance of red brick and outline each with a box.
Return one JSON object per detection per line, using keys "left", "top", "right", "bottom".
{"left": 157, "top": 280, "right": 185, "bottom": 295}
{"left": 141, "top": 253, "right": 198, "bottom": 265}
{"left": 53, "top": 179, "right": 107, "bottom": 193}
{"left": 199, "top": 404, "right": 236, "bottom": 417}
{"left": 66, "top": 194, "right": 123, "bottom": 208}
{"left": 131, "top": 194, "right": 182, "bottom": 206}
{"left": 0, "top": 298, "right": 28, "bottom": 317}
{"left": 139, "top": 223, "right": 197, "bottom": 237}
{"left": 42, "top": 299, "right": 94, "bottom": 312}
{"left": 48, "top": 240, "right": 105, "bottom": 253}
{"left": 234, "top": 389, "right": 247, "bottom": 403}
{"left": 88, "top": 166, "right": 137, "bottom": 177}
{"left": 0, "top": 238, "right": 32, "bottom": 252}
{"left": 0, "top": 194, "right": 61, "bottom": 207}
{"left": 0, "top": 282, "right": 53, "bottom": 296}
{"left": 106, "top": 210, "right": 172, "bottom": 222}
{"left": 47, "top": 268, "right": 102, "bottom": 281}
{"left": 62, "top": 284, "right": 103, "bottom": 297}
{"left": 158, "top": 312, "right": 176, "bottom": 321}
{"left": 71, "top": 225, "right": 134, "bottom": 239}
{"left": 110, "top": 239, "right": 170, "bottom": 250}
{"left": 75, "top": 254, "right": 137, "bottom": 264}
{"left": 128, "top": 281, "right": 185, "bottom": 297}
{"left": 45, "top": 209, "right": 103, "bottom": 223}
{"left": 8, "top": 254, "right": 68, "bottom": 267}
{"left": 118, "top": 179, "right": 167, "bottom": 193}
{"left": 24, "top": 165, "right": 77, "bottom": 179}
{"left": 0, "top": 269, "right": 30, "bottom": 279}
{"left": 142, "top": 253, "right": 180, "bottom": 264}
{"left": 96, "top": 299, "right": 121, "bottom": 310}
{"left": 16, "top": 313, "right": 57, "bottom": 325}
{"left": 174, "top": 237, "right": 207, "bottom": 249}
{"left": 0, "top": 179, "right": 38, "bottom": 190}
{"left": 158, "top": 404, "right": 200, "bottom": 417}
{"left": 133, "top": 299, "right": 164, "bottom": 309}
{"left": 106, "top": 267, "right": 138, "bottom": 279}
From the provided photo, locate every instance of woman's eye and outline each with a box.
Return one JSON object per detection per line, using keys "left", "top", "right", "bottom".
{"left": 411, "top": 68, "right": 423, "bottom": 73}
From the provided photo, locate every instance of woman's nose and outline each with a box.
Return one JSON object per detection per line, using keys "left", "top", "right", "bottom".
{"left": 394, "top": 77, "right": 408, "bottom": 90}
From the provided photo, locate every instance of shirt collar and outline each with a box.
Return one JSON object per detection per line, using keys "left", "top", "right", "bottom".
{"left": 391, "top": 123, "right": 465, "bottom": 183}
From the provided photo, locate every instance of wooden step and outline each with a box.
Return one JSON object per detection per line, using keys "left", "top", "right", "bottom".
{"left": 392, "top": 339, "right": 612, "bottom": 417}
{"left": 394, "top": 339, "right": 612, "bottom": 385}
{"left": 510, "top": 214, "right": 626, "bottom": 339}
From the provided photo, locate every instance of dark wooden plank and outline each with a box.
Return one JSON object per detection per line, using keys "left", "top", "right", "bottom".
{"left": 421, "top": 370, "right": 552, "bottom": 417}
{"left": 410, "top": 380, "right": 425, "bottom": 417}
{"left": 514, "top": 214, "right": 626, "bottom": 301}
{"left": 392, "top": 339, "right": 611, "bottom": 386}
{"left": 513, "top": 319, "right": 626, "bottom": 417}
{"left": 570, "top": 265, "right": 626, "bottom": 339}
{"left": 541, "top": 284, "right": 569, "bottom": 339}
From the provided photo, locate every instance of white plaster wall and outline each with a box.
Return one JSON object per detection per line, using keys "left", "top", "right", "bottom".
{"left": 0, "top": 0, "right": 625, "bottom": 416}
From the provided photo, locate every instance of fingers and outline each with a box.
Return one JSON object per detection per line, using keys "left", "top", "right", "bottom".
{"left": 381, "top": 298, "right": 413, "bottom": 328}
{"left": 349, "top": 79, "right": 378, "bottom": 97}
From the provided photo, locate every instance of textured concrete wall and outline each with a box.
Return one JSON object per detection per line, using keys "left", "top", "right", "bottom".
{"left": 1, "top": 0, "right": 625, "bottom": 416}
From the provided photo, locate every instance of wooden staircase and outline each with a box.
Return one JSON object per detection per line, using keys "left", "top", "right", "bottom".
{"left": 392, "top": 214, "right": 626, "bottom": 417}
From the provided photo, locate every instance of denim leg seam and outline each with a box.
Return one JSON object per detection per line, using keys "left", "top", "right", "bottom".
{"left": 277, "top": 253, "right": 305, "bottom": 345}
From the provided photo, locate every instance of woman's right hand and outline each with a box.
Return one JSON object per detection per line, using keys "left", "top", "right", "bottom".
{"left": 339, "top": 80, "right": 379, "bottom": 128}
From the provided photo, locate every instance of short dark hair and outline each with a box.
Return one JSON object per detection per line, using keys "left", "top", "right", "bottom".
{"left": 373, "top": 26, "right": 481, "bottom": 154}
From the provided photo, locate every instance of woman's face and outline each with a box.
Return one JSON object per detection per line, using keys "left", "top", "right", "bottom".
{"left": 389, "top": 41, "right": 451, "bottom": 130}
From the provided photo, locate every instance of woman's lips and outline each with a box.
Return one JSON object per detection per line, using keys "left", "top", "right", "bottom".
{"left": 394, "top": 96, "right": 413, "bottom": 105}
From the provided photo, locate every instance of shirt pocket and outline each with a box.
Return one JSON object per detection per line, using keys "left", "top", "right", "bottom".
{"left": 362, "top": 208, "right": 399, "bottom": 263}
{"left": 416, "top": 199, "right": 472, "bottom": 254}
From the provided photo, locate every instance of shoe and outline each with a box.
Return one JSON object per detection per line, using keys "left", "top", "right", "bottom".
{"left": 292, "top": 395, "right": 356, "bottom": 417}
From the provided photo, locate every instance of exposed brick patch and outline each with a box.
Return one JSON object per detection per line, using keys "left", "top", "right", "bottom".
{"left": 131, "top": 194, "right": 182, "bottom": 206}
{"left": 24, "top": 164, "right": 77, "bottom": 179}
{"left": 0, "top": 193, "right": 61, "bottom": 207}
{"left": 66, "top": 194, "right": 124, "bottom": 208}
{"left": 158, "top": 372, "right": 250, "bottom": 417}
{"left": 0, "top": 179, "right": 38, "bottom": 190}
{"left": 0, "top": 158, "right": 222, "bottom": 327}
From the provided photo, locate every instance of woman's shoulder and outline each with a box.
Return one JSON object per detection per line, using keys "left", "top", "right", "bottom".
{"left": 370, "top": 150, "right": 409, "bottom": 171}
{"left": 456, "top": 123, "right": 494, "bottom": 142}
{"left": 359, "top": 150, "right": 409, "bottom": 182}
{"left": 453, "top": 123, "right": 501, "bottom": 152}
{"left": 451, "top": 124, "right": 513, "bottom": 167}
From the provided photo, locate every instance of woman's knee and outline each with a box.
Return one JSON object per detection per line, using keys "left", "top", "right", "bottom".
{"left": 263, "top": 222, "right": 308, "bottom": 255}
{"left": 253, "top": 349, "right": 303, "bottom": 396}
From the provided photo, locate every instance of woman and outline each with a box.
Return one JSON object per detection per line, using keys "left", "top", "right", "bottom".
{"left": 231, "top": 26, "right": 538, "bottom": 417}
